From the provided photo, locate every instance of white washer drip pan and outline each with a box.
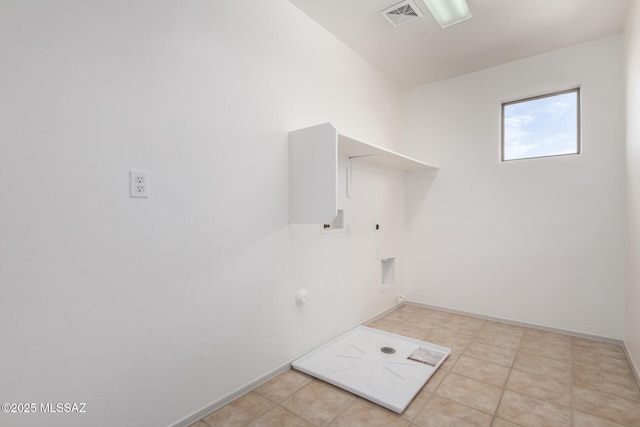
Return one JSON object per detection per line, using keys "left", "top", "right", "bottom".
{"left": 292, "top": 326, "right": 451, "bottom": 413}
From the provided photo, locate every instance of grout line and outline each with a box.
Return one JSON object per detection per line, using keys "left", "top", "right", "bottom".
{"left": 326, "top": 396, "right": 355, "bottom": 426}
{"left": 571, "top": 377, "right": 640, "bottom": 402}
{"left": 494, "top": 367, "right": 514, "bottom": 425}
{"left": 492, "top": 322, "right": 523, "bottom": 425}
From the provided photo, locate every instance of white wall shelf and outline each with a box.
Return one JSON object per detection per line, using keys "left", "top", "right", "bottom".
{"left": 289, "top": 122, "right": 438, "bottom": 224}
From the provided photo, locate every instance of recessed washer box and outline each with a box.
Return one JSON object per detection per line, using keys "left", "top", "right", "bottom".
{"left": 292, "top": 326, "right": 451, "bottom": 413}
{"left": 381, "top": 257, "right": 395, "bottom": 287}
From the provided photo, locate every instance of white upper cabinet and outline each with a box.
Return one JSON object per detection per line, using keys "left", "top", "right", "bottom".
{"left": 288, "top": 123, "right": 437, "bottom": 224}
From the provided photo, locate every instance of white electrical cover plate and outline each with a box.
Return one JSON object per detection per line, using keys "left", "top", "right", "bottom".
{"left": 292, "top": 326, "right": 451, "bottom": 413}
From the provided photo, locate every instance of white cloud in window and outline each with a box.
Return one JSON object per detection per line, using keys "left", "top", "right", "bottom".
{"left": 503, "top": 91, "right": 578, "bottom": 161}
{"left": 543, "top": 100, "right": 571, "bottom": 117}
{"left": 503, "top": 113, "right": 536, "bottom": 159}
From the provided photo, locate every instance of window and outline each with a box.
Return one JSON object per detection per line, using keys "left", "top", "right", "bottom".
{"left": 501, "top": 88, "right": 580, "bottom": 161}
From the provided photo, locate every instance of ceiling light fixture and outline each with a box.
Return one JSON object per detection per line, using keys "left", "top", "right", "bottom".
{"left": 421, "top": 0, "right": 472, "bottom": 28}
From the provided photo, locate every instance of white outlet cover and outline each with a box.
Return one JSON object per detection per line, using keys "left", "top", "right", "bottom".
{"left": 129, "top": 170, "right": 149, "bottom": 198}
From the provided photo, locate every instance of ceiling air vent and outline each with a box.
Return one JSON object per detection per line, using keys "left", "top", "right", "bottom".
{"left": 380, "top": 0, "right": 424, "bottom": 27}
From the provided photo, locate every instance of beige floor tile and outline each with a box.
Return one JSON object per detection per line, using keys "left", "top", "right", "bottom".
{"left": 491, "top": 419, "right": 521, "bottom": 427}
{"left": 328, "top": 399, "right": 409, "bottom": 427}
{"left": 403, "top": 308, "right": 452, "bottom": 330}
{"left": 202, "top": 392, "right": 273, "bottom": 427}
{"left": 390, "top": 322, "right": 431, "bottom": 340}
{"left": 522, "top": 329, "right": 572, "bottom": 348}
{"left": 385, "top": 305, "right": 426, "bottom": 322}
{"left": 450, "top": 355, "right": 510, "bottom": 387}
{"left": 505, "top": 369, "right": 571, "bottom": 407}
{"left": 480, "top": 321, "right": 524, "bottom": 338}
{"left": 573, "top": 349, "right": 633, "bottom": 375}
{"left": 572, "top": 410, "right": 627, "bottom": 427}
{"left": 573, "top": 338, "right": 627, "bottom": 360}
{"left": 445, "top": 313, "right": 486, "bottom": 332}
{"left": 573, "top": 385, "right": 640, "bottom": 426}
{"left": 398, "top": 304, "right": 425, "bottom": 314}
{"left": 280, "top": 380, "right": 355, "bottom": 426}
{"left": 383, "top": 307, "right": 415, "bottom": 323}
{"left": 464, "top": 340, "right": 517, "bottom": 367}
{"left": 367, "top": 317, "right": 401, "bottom": 332}
{"left": 413, "top": 395, "right": 493, "bottom": 427}
{"left": 255, "top": 370, "right": 312, "bottom": 403}
{"left": 423, "top": 366, "right": 448, "bottom": 392}
{"left": 512, "top": 351, "right": 571, "bottom": 383}
{"left": 190, "top": 421, "right": 209, "bottom": 427}
{"left": 574, "top": 363, "right": 640, "bottom": 401}
{"left": 475, "top": 327, "right": 522, "bottom": 351}
{"left": 518, "top": 336, "right": 572, "bottom": 363}
{"left": 424, "top": 329, "right": 471, "bottom": 353}
{"left": 482, "top": 321, "right": 524, "bottom": 334}
{"left": 247, "top": 406, "right": 312, "bottom": 427}
{"left": 496, "top": 390, "right": 570, "bottom": 427}
{"left": 400, "top": 388, "right": 431, "bottom": 422}
{"left": 402, "top": 310, "right": 443, "bottom": 329}
{"left": 436, "top": 323, "right": 478, "bottom": 341}
{"left": 434, "top": 372, "right": 502, "bottom": 414}
{"left": 438, "top": 351, "right": 459, "bottom": 371}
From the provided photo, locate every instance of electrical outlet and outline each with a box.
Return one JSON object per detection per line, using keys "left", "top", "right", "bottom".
{"left": 129, "top": 170, "right": 149, "bottom": 198}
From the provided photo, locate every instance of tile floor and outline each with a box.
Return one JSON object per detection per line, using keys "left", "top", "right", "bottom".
{"left": 190, "top": 304, "right": 640, "bottom": 427}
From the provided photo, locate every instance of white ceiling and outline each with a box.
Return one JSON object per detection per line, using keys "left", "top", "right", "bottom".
{"left": 289, "top": 0, "right": 631, "bottom": 88}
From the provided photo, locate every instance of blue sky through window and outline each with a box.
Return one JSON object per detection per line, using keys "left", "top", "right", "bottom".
{"left": 502, "top": 90, "right": 579, "bottom": 161}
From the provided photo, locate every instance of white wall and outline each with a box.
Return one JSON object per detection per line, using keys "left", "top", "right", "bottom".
{"left": 0, "top": 1, "right": 407, "bottom": 426}
{"left": 625, "top": 0, "right": 640, "bottom": 375}
{"left": 404, "top": 35, "right": 626, "bottom": 339}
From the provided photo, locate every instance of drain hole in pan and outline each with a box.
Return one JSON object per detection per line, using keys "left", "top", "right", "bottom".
{"left": 380, "top": 346, "right": 396, "bottom": 354}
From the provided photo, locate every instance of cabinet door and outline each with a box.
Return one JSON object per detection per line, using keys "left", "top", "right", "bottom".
{"left": 289, "top": 123, "right": 338, "bottom": 224}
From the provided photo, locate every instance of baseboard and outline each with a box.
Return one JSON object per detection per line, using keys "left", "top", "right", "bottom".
{"left": 169, "top": 302, "right": 403, "bottom": 427}
{"left": 170, "top": 360, "right": 291, "bottom": 427}
{"left": 405, "top": 300, "right": 624, "bottom": 345}
{"left": 624, "top": 343, "right": 640, "bottom": 386}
